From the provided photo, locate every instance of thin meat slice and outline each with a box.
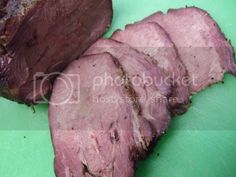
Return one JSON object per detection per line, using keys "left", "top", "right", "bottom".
{"left": 142, "top": 7, "right": 236, "bottom": 93}
{"left": 49, "top": 53, "right": 155, "bottom": 177}
{"left": 112, "top": 22, "right": 190, "bottom": 114}
{"left": 0, "top": 0, "right": 112, "bottom": 104}
{"left": 85, "top": 39, "right": 172, "bottom": 136}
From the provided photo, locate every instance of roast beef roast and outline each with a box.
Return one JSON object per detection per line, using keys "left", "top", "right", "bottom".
{"left": 112, "top": 22, "right": 190, "bottom": 114}
{"left": 49, "top": 53, "right": 161, "bottom": 177}
{"left": 0, "top": 0, "right": 113, "bottom": 104}
{"left": 0, "top": 3, "right": 232, "bottom": 177}
{"left": 142, "top": 7, "right": 236, "bottom": 93}
{"left": 85, "top": 38, "right": 172, "bottom": 136}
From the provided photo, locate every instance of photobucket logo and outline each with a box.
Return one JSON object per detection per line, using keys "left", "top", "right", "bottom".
{"left": 93, "top": 72, "right": 157, "bottom": 90}
{"left": 92, "top": 72, "right": 196, "bottom": 89}
{"left": 33, "top": 72, "right": 80, "bottom": 105}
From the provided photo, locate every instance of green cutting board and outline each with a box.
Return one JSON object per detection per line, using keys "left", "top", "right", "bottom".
{"left": 0, "top": 0, "right": 236, "bottom": 177}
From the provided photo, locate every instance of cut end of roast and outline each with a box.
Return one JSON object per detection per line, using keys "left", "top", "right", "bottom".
{"left": 0, "top": 0, "right": 113, "bottom": 104}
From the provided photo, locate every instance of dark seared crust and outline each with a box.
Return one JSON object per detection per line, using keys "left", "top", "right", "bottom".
{"left": 0, "top": 0, "right": 113, "bottom": 104}
{"left": 0, "top": 1, "right": 43, "bottom": 50}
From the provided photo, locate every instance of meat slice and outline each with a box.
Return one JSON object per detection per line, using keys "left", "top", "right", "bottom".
{"left": 85, "top": 39, "right": 171, "bottom": 136}
{"left": 112, "top": 22, "right": 190, "bottom": 114}
{"left": 0, "top": 0, "right": 112, "bottom": 104}
{"left": 49, "top": 53, "right": 156, "bottom": 177}
{"left": 142, "top": 7, "right": 236, "bottom": 93}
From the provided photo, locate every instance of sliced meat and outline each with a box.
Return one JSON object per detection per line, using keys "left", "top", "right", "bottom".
{"left": 112, "top": 22, "right": 190, "bottom": 114}
{"left": 49, "top": 53, "right": 156, "bottom": 177}
{"left": 85, "top": 39, "right": 171, "bottom": 136}
{"left": 142, "top": 7, "right": 236, "bottom": 93}
{"left": 0, "top": 0, "right": 113, "bottom": 104}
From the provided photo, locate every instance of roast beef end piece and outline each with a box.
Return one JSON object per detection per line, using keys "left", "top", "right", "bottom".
{"left": 0, "top": 0, "right": 113, "bottom": 104}
{"left": 142, "top": 7, "right": 236, "bottom": 93}
{"left": 112, "top": 22, "right": 191, "bottom": 115}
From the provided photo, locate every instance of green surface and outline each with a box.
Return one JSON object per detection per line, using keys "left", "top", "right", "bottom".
{"left": 0, "top": 0, "right": 236, "bottom": 177}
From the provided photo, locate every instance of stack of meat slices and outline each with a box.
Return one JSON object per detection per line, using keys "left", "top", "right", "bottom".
{"left": 49, "top": 7, "right": 236, "bottom": 177}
